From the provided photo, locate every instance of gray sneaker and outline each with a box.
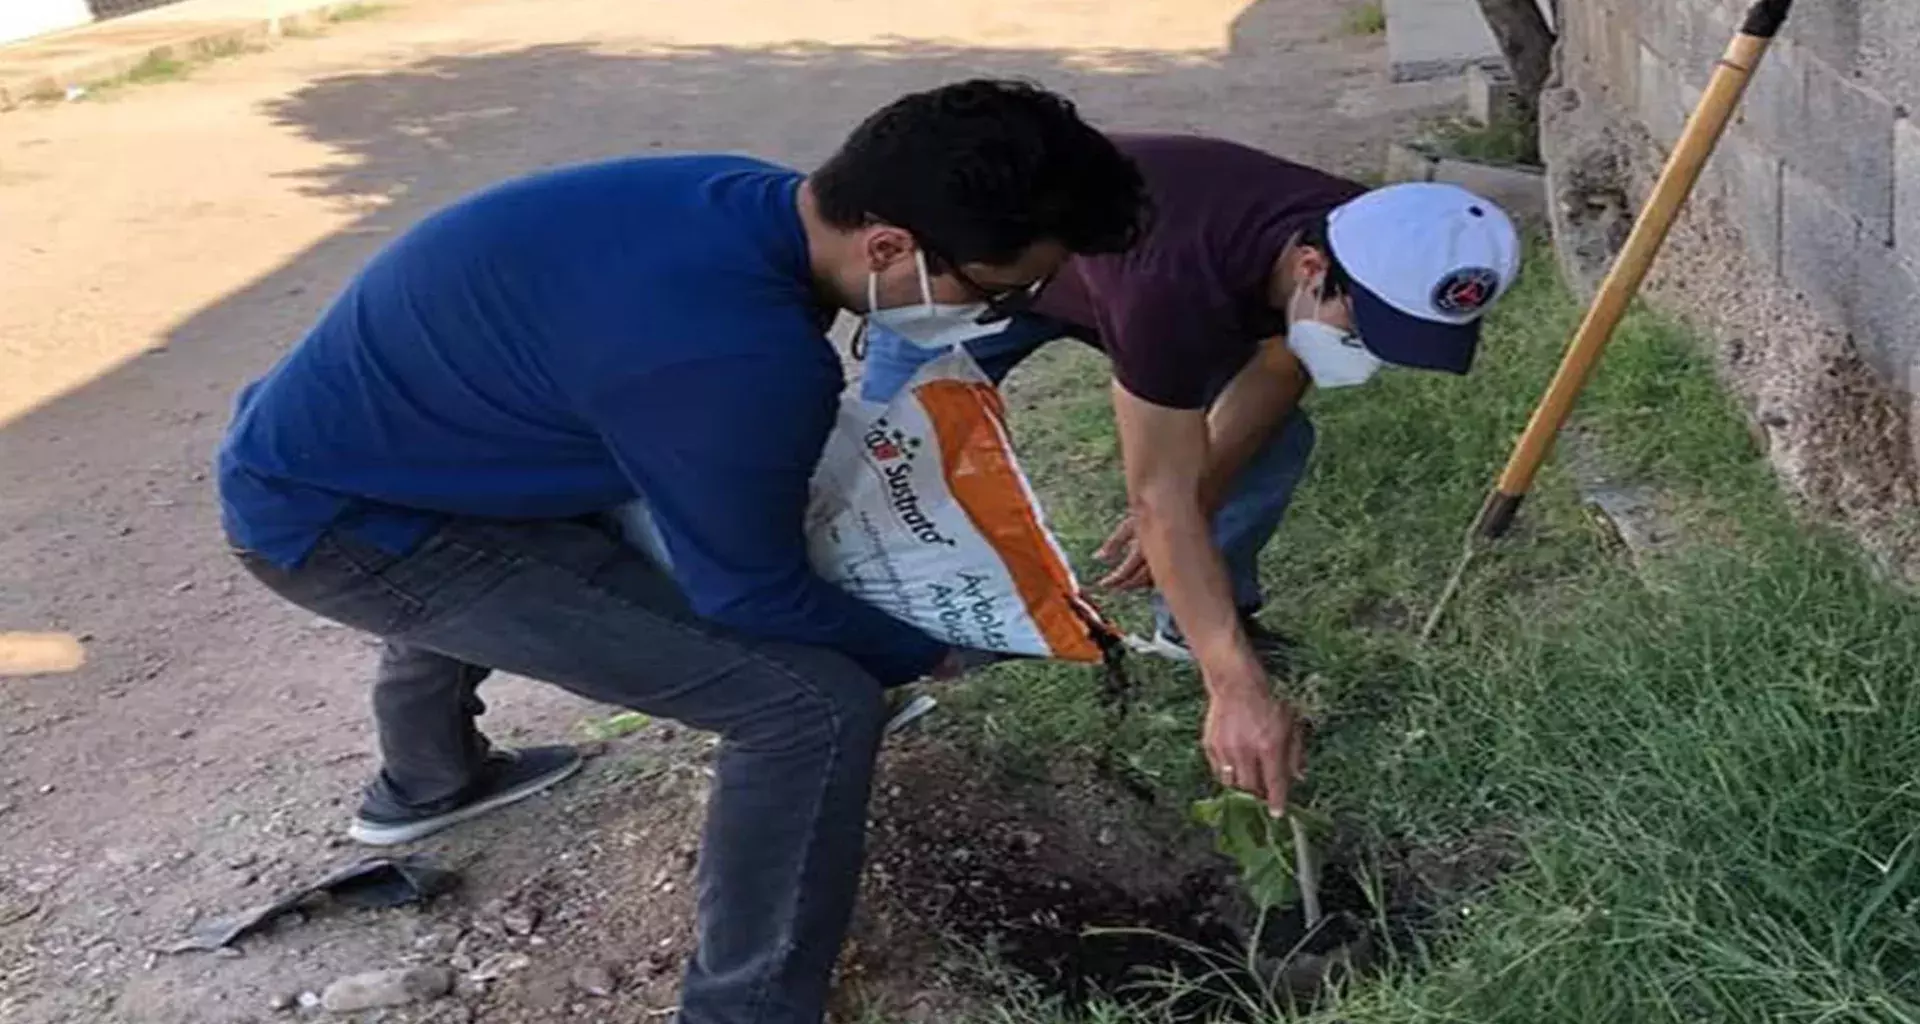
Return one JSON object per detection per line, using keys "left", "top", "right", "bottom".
{"left": 348, "top": 745, "right": 584, "bottom": 846}
{"left": 1127, "top": 613, "right": 1299, "bottom": 671}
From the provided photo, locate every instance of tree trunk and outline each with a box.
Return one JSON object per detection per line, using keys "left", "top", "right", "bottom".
{"left": 1473, "top": 0, "right": 1556, "bottom": 163}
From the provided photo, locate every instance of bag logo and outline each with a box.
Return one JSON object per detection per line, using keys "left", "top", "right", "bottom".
{"left": 1433, "top": 267, "right": 1500, "bottom": 316}
{"left": 862, "top": 418, "right": 955, "bottom": 548}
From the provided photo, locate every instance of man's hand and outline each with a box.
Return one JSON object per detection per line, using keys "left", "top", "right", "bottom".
{"left": 1094, "top": 515, "right": 1153, "bottom": 591}
{"left": 1203, "top": 675, "right": 1307, "bottom": 815}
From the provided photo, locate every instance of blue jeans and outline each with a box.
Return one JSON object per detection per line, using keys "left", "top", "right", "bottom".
{"left": 237, "top": 518, "right": 884, "bottom": 1024}
{"left": 859, "top": 319, "right": 1315, "bottom": 631}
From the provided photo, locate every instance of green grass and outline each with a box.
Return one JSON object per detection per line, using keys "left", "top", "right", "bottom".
{"left": 324, "top": 2, "right": 389, "bottom": 22}
{"left": 937, "top": 245, "right": 1920, "bottom": 1023}
{"left": 75, "top": 37, "right": 261, "bottom": 98}
{"left": 1422, "top": 115, "right": 1540, "bottom": 168}
{"left": 123, "top": 51, "right": 192, "bottom": 85}
{"left": 1343, "top": 1, "right": 1388, "bottom": 36}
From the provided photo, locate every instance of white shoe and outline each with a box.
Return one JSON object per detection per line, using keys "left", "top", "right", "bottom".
{"left": 884, "top": 693, "right": 939, "bottom": 736}
{"left": 1123, "top": 630, "right": 1195, "bottom": 664}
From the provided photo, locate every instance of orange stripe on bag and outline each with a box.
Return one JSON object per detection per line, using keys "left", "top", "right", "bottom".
{"left": 915, "top": 379, "right": 1104, "bottom": 662}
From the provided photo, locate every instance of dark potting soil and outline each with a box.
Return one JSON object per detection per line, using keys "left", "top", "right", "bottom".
{"left": 856, "top": 735, "right": 1380, "bottom": 1019}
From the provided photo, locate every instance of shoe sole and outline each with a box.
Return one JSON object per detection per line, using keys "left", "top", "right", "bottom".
{"left": 1123, "top": 632, "right": 1195, "bottom": 663}
{"left": 884, "top": 693, "right": 939, "bottom": 736}
{"left": 347, "top": 754, "right": 585, "bottom": 847}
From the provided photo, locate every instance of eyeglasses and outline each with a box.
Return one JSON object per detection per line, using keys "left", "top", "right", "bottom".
{"left": 928, "top": 252, "right": 1052, "bottom": 325}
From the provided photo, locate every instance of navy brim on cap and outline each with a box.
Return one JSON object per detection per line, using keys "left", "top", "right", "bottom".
{"left": 1350, "top": 278, "right": 1481, "bottom": 375}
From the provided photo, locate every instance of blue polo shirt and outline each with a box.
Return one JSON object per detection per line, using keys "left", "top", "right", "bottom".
{"left": 217, "top": 155, "right": 945, "bottom": 684}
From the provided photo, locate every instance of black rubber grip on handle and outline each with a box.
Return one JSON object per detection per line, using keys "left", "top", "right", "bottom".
{"left": 1740, "top": 0, "right": 1793, "bottom": 38}
{"left": 1477, "top": 490, "right": 1526, "bottom": 539}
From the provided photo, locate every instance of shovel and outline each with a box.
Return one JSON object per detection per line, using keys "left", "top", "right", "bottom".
{"left": 1422, "top": 0, "right": 1798, "bottom": 640}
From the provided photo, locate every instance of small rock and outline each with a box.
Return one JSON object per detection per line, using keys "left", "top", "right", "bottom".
{"left": 570, "top": 963, "right": 618, "bottom": 997}
{"left": 174, "top": 728, "right": 195, "bottom": 740}
{"left": 499, "top": 906, "right": 540, "bottom": 936}
{"left": 226, "top": 854, "right": 258, "bottom": 870}
{"left": 320, "top": 966, "right": 453, "bottom": 1013}
{"left": 171, "top": 580, "right": 194, "bottom": 594}
{"left": 412, "top": 928, "right": 461, "bottom": 954}
{"left": 38, "top": 784, "right": 55, "bottom": 795}
{"left": 268, "top": 992, "right": 295, "bottom": 1012}
{"left": 214, "top": 946, "right": 244, "bottom": 959}
{"left": 1096, "top": 827, "right": 1116, "bottom": 847}
{"left": 296, "top": 991, "right": 322, "bottom": 1010}
{"left": 0, "top": 897, "right": 41, "bottom": 926}
{"left": 466, "top": 951, "right": 530, "bottom": 982}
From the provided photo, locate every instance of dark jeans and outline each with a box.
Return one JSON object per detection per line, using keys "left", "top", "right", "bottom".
{"left": 238, "top": 517, "right": 886, "bottom": 1024}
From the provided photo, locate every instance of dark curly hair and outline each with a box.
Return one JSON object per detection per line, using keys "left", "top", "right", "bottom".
{"left": 812, "top": 79, "right": 1150, "bottom": 267}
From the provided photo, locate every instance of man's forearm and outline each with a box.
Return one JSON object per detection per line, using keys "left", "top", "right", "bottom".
{"left": 1134, "top": 494, "right": 1264, "bottom": 693}
{"left": 1198, "top": 339, "right": 1308, "bottom": 512}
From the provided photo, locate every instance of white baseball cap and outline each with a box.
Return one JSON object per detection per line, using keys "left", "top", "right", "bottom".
{"left": 1327, "top": 182, "right": 1521, "bottom": 375}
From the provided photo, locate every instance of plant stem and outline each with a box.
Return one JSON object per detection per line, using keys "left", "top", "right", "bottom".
{"left": 1289, "top": 815, "right": 1323, "bottom": 930}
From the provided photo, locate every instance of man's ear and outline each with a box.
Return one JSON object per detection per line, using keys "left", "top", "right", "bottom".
{"left": 1294, "top": 246, "right": 1331, "bottom": 294}
{"left": 1269, "top": 244, "right": 1331, "bottom": 306}
{"left": 863, "top": 224, "right": 915, "bottom": 272}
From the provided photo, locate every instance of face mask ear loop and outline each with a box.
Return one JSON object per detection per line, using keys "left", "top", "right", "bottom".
{"left": 1288, "top": 272, "right": 1320, "bottom": 328}
{"left": 912, "top": 249, "right": 937, "bottom": 313}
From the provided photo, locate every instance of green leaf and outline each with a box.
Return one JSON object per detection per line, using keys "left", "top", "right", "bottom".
{"left": 581, "top": 711, "right": 651, "bottom": 741}
{"left": 1191, "top": 790, "right": 1307, "bottom": 911}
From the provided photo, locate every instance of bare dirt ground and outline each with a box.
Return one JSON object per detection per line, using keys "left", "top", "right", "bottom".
{"left": 0, "top": 2, "right": 1454, "bottom": 1020}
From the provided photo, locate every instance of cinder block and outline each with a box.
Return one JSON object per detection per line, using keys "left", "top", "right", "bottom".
{"left": 1635, "top": 0, "right": 1677, "bottom": 60}
{"left": 1612, "top": 21, "right": 1640, "bottom": 111}
{"left": 1465, "top": 65, "right": 1519, "bottom": 125}
{"left": 1638, "top": 44, "right": 1687, "bottom": 150}
{"left": 1384, "top": 0, "right": 1505, "bottom": 82}
{"left": 1895, "top": 117, "right": 1920, "bottom": 254}
{"left": 1850, "top": 243, "right": 1920, "bottom": 391}
{"left": 1431, "top": 157, "right": 1548, "bottom": 223}
{"left": 1859, "top": 0, "right": 1920, "bottom": 117}
{"left": 1385, "top": 142, "right": 1438, "bottom": 184}
{"left": 1739, "top": 37, "right": 1805, "bottom": 155}
{"left": 1781, "top": 168, "right": 1864, "bottom": 325}
{"left": 1785, "top": 0, "right": 1864, "bottom": 77}
{"left": 1795, "top": 59, "right": 1896, "bottom": 244}
{"left": 1670, "top": 0, "right": 1724, "bottom": 89}
{"left": 1710, "top": 133, "right": 1784, "bottom": 276}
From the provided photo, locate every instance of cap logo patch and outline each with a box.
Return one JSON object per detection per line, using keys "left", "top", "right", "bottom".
{"left": 1433, "top": 267, "right": 1500, "bottom": 316}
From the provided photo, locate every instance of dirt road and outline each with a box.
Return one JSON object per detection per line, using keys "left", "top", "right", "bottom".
{"left": 0, "top": 2, "right": 1447, "bottom": 1019}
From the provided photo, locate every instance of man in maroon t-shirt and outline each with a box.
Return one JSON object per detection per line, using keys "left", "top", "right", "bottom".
{"left": 858, "top": 134, "right": 1519, "bottom": 813}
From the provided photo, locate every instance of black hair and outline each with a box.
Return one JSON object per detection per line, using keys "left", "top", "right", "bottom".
{"left": 1295, "top": 215, "right": 1353, "bottom": 300}
{"left": 812, "top": 79, "right": 1150, "bottom": 266}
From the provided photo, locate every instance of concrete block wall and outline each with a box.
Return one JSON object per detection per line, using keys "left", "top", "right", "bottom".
{"left": 1555, "top": 0, "right": 1920, "bottom": 477}
{"left": 1545, "top": 0, "right": 1920, "bottom": 561}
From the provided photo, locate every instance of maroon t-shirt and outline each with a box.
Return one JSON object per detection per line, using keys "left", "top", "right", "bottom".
{"left": 1033, "top": 134, "right": 1366, "bottom": 409}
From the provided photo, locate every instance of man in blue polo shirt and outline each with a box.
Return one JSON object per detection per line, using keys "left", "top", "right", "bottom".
{"left": 217, "top": 80, "right": 1148, "bottom": 1024}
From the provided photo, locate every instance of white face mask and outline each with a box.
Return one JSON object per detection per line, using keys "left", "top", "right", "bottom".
{"left": 866, "top": 250, "right": 1013, "bottom": 350}
{"left": 1284, "top": 277, "right": 1382, "bottom": 389}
